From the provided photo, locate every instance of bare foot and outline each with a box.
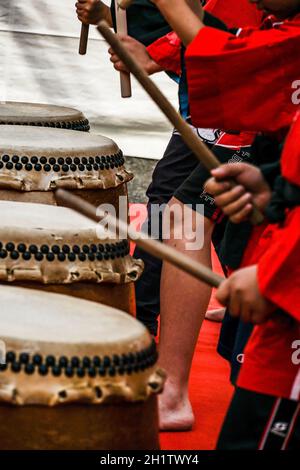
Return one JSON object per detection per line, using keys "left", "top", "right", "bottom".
{"left": 205, "top": 307, "right": 226, "bottom": 322}
{"left": 158, "top": 382, "right": 195, "bottom": 431}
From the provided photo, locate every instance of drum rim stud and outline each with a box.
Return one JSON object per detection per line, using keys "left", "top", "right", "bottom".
{"left": 2, "top": 340, "right": 158, "bottom": 378}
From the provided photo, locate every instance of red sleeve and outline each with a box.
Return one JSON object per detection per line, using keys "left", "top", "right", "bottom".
{"left": 257, "top": 208, "right": 300, "bottom": 322}
{"left": 185, "top": 16, "right": 300, "bottom": 133}
{"left": 146, "top": 32, "right": 182, "bottom": 76}
{"left": 204, "top": 0, "right": 262, "bottom": 28}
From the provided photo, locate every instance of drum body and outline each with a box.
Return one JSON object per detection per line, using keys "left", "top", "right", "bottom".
{"left": 0, "top": 101, "right": 90, "bottom": 131}
{"left": 0, "top": 398, "right": 159, "bottom": 450}
{"left": 0, "top": 201, "right": 143, "bottom": 314}
{"left": 0, "top": 286, "right": 165, "bottom": 450}
{"left": 0, "top": 126, "right": 132, "bottom": 213}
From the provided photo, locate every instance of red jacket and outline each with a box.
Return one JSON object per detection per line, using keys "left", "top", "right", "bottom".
{"left": 237, "top": 112, "right": 300, "bottom": 400}
{"left": 146, "top": 0, "right": 262, "bottom": 75}
{"left": 146, "top": 4, "right": 258, "bottom": 145}
{"left": 185, "top": 14, "right": 300, "bottom": 133}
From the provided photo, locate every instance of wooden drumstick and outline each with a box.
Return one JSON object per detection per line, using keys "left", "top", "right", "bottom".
{"left": 55, "top": 189, "right": 224, "bottom": 288}
{"left": 79, "top": 23, "right": 90, "bottom": 55}
{"left": 97, "top": 20, "right": 264, "bottom": 226}
{"left": 114, "top": 2, "right": 132, "bottom": 97}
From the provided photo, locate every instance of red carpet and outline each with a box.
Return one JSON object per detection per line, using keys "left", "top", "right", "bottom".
{"left": 130, "top": 205, "right": 233, "bottom": 450}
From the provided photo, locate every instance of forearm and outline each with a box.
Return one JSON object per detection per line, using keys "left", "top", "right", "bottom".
{"left": 153, "top": 0, "right": 204, "bottom": 46}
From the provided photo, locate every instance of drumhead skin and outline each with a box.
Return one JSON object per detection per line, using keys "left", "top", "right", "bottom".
{"left": 0, "top": 101, "right": 90, "bottom": 132}
{"left": 0, "top": 286, "right": 164, "bottom": 450}
{"left": 0, "top": 285, "right": 165, "bottom": 407}
{"left": 0, "top": 200, "right": 143, "bottom": 284}
{"left": 0, "top": 126, "right": 132, "bottom": 191}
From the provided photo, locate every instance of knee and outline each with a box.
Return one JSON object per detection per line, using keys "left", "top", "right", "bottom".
{"left": 163, "top": 197, "right": 185, "bottom": 237}
{"left": 164, "top": 197, "right": 214, "bottom": 238}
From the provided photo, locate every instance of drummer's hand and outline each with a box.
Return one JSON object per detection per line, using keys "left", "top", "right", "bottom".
{"left": 204, "top": 163, "right": 272, "bottom": 223}
{"left": 76, "top": 0, "right": 112, "bottom": 26}
{"left": 216, "top": 266, "right": 276, "bottom": 325}
{"left": 108, "top": 35, "right": 163, "bottom": 75}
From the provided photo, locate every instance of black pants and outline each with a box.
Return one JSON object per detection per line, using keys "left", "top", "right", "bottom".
{"left": 217, "top": 387, "right": 300, "bottom": 450}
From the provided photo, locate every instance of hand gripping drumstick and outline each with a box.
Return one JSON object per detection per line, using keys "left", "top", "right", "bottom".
{"left": 78, "top": 7, "right": 131, "bottom": 97}
{"left": 55, "top": 189, "right": 224, "bottom": 288}
{"left": 97, "top": 20, "right": 264, "bottom": 225}
{"left": 79, "top": 23, "right": 89, "bottom": 55}
{"left": 114, "top": 2, "right": 132, "bottom": 97}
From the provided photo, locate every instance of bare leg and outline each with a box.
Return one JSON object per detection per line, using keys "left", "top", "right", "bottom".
{"left": 159, "top": 197, "right": 214, "bottom": 431}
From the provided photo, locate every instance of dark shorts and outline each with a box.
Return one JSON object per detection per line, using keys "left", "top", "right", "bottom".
{"left": 146, "top": 132, "right": 204, "bottom": 207}
{"left": 174, "top": 144, "right": 253, "bottom": 220}
{"left": 217, "top": 387, "right": 300, "bottom": 450}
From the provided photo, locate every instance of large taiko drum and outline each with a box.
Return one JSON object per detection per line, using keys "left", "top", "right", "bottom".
{"left": 0, "top": 286, "right": 165, "bottom": 450}
{"left": 0, "top": 201, "right": 143, "bottom": 314}
{"left": 0, "top": 101, "right": 90, "bottom": 132}
{"left": 0, "top": 126, "right": 132, "bottom": 212}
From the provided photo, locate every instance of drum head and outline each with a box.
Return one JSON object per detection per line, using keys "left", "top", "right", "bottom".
{"left": 0, "top": 285, "right": 146, "bottom": 352}
{"left": 0, "top": 286, "right": 163, "bottom": 406}
{"left": 0, "top": 102, "right": 89, "bottom": 131}
{"left": 0, "top": 200, "right": 143, "bottom": 284}
{"left": 0, "top": 126, "right": 132, "bottom": 191}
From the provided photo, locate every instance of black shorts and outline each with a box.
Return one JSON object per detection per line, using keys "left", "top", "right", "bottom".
{"left": 145, "top": 132, "right": 199, "bottom": 206}
{"left": 174, "top": 145, "right": 253, "bottom": 220}
{"left": 217, "top": 387, "right": 300, "bottom": 450}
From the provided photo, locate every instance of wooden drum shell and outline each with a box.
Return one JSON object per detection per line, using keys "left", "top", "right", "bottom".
{"left": 0, "top": 184, "right": 129, "bottom": 217}
{"left": 8, "top": 282, "right": 136, "bottom": 316}
{"left": 0, "top": 396, "right": 159, "bottom": 450}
